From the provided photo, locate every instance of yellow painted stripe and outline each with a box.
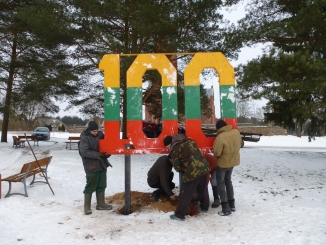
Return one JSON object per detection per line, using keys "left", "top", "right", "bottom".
{"left": 99, "top": 54, "right": 120, "bottom": 88}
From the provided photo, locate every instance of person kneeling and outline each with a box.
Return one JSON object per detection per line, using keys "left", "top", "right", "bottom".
{"left": 147, "top": 155, "right": 176, "bottom": 202}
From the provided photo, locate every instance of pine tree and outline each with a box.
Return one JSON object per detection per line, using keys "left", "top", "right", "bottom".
{"left": 0, "top": 0, "right": 83, "bottom": 142}
{"left": 234, "top": 0, "right": 326, "bottom": 135}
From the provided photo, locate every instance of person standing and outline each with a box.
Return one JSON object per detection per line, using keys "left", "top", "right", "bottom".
{"left": 164, "top": 134, "right": 210, "bottom": 221}
{"left": 79, "top": 121, "right": 113, "bottom": 215}
{"left": 147, "top": 155, "right": 176, "bottom": 202}
{"left": 213, "top": 119, "right": 242, "bottom": 216}
{"left": 204, "top": 153, "right": 220, "bottom": 208}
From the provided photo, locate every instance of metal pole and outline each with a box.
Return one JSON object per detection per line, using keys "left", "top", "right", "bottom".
{"left": 124, "top": 153, "right": 131, "bottom": 215}
{"left": 24, "top": 133, "right": 55, "bottom": 195}
{"left": 124, "top": 144, "right": 134, "bottom": 215}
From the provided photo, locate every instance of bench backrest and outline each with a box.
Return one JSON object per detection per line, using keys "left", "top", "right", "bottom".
{"left": 18, "top": 135, "right": 36, "bottom": 140}
{"left": 68, "top": 137, "right": 81, "bottom": 141}
{"left": 20, "top": 156, "right": 53, "bottom": 173}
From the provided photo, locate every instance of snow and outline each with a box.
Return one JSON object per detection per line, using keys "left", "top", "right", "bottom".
{"left": 0, "top": 132, "right": 326, "bottom": 245}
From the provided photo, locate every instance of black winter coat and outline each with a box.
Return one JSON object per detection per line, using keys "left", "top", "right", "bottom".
{"left": 79, "top": 130, "right": 110, "bottom": 174}
{"left": 147, "top": 155, "right": 174, "bottom": 196}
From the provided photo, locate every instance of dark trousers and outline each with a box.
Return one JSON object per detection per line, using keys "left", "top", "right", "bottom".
{"left": 175, "top": 174, "right": 209, "bottom": 219}
{"left": 83, "top": 169, "right": 107, "bottom": 194}
{"left": 216, "top": 167, "right": 234, "bottom": 203}
{"left": 147, "top": 172, "right": 175, "bottom": 196}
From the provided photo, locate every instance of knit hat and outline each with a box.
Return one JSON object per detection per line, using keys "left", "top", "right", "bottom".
{"left": 88, "top": 121, "right": 99, "bottom": 131}
{"left": 163, "top": 136, "right": 173, "bottom": 146}
{"left": 216, "top": 119, "right": 227, "bottom": 130}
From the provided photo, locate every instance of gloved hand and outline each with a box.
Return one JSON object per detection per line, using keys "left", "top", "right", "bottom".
{"left": 106, "top": 161, "right": 113, "bottom": 168}
{"left": 100, "top": 152, "right": 111, "bottom": 158}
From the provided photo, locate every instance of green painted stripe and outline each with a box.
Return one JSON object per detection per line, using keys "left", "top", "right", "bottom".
{"left": 220, "top": 85, "right": 236, "bottom": 118}
{"left": 185, "top": 86, "right": 200, "bottom": 119}
{"left": 162, "top": 86, "right": 178, "bottom": 120}
{"left": 127, "top": 87, "right": 142, "bottom": 120}
{"left": 104, "top": 87, "right": 120, "bottom": 120}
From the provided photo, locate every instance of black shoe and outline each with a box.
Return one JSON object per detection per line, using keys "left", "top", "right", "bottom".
{"left": 150, "top": 192, "right": 159, "bottom": 202}
{"left": 211, "top": 200, "right": 220, "bottom": 208}
{"left": 219, "top": 202, "right": 232, "bottom": 216}
{"left": 170, "top": 214, "right": 185, "bottom": 221}
{"left": 218, "top": 210, "right": 232, "bottom": 216}
{"left": 197, "top": 204, "right": 208, "bottom": 213}
{"left": 229, "top": 199, "right": 236, "bottom": 212}
{"left": 211, "top": 186, "right": 220, "bottom": 208}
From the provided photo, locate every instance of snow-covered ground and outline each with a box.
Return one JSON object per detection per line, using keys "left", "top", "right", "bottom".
{"left": 0, "top": 132, "right": 325, "bottom": 245}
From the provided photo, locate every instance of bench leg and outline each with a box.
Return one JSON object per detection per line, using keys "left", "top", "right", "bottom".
{"left": 65, "top": 142, "right": 72, "bottom": 150}
{"left": 23, "top": 180, "right": 28, "bottom": 197}
{"left": 30, "top": 170, "right": 48, "bottom": 185}
{"left": 4, "top": 181, "right": 12, "bottom": 197}
{"left": 4, "top": 181, "right": 28, "bottom": 198}
{"left": 30, "top": 174, "right": 36, "bottom": 185}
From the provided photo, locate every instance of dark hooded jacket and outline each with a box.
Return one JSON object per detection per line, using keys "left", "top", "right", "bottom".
{"left": 147, "top": 155, "right": 174, "bottom": 196}
{"left": 169, "top": 134, "right": 210, "bottom": 183}
{"left": 79, "top": 129, "right": 110, "bottom": 174}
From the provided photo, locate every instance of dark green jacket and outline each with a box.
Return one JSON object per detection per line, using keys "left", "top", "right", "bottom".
{"left": 147, "top": 155, "right": 174, "bottom": 196}
{"left": 170, "top": 134, "right": 210, "bottom": 183}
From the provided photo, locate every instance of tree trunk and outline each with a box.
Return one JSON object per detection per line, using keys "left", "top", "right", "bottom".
{"left": 296, "top": 120, "right": 302, "bottom": 137}
{"left": 1, "top": 35, "right": 17, "bottom": 142}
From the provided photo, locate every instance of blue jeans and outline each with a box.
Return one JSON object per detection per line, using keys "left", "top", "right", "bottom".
{"left": 216, "top": 167, "right": 234, "bottom": 203}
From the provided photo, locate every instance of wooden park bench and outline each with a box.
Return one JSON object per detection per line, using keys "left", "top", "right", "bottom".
{"left": 65, "top": 136, "right": 81, "bottom": 150}
{"left": 1, "top": 156, "right": 52, "bottom": 198}
{"left": 12, "top": 136, "right": 25, "bottom": 148}
{"left": 18, "top": 135, "right": 39, "bottom": 146}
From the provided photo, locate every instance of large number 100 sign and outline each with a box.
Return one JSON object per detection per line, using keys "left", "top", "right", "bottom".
{"left": 98, "top": 52, "right": 237, "bottom": 154}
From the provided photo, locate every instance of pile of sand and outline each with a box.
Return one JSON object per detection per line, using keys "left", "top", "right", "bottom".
{"left": 106, "top": 191, "right": 199, "bottom": 215}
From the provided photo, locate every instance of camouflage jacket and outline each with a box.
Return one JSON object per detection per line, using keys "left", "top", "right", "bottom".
{"left": 170, "top": 134, "right": 210, "bottom": 183}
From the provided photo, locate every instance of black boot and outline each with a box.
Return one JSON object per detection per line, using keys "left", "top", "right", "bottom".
{"left": 84, "top": 193, "right": 92, "bottom": 215}
{"left": 150, "top": 191, "right": 159, "bottom": 201}
{"left": 211, "top": 186, "right": 220, "bottom": 208}
{"left": 218, "top": 202, "right": 232, "bottom": 216}
{"left": 229, "top": 199, "right": 236, "bottom": 212}
{"left": 96, "top": 191, "right": 112, "bottom": 210}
